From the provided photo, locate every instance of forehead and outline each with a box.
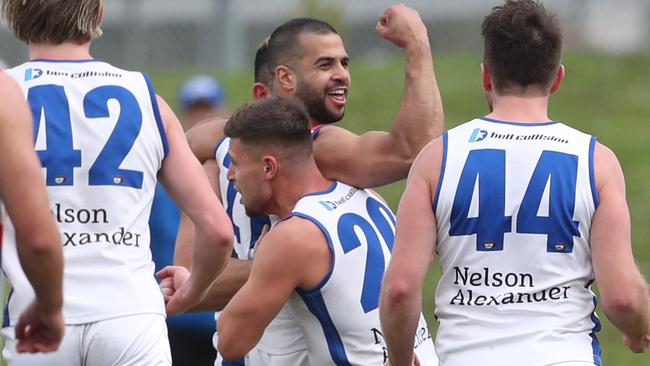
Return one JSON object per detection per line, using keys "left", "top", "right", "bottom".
{"left": 297, "top": 33, "right": 348, "bottom": 62}
{"left": 228, "top": 138, "right": 260, "bottom": 162}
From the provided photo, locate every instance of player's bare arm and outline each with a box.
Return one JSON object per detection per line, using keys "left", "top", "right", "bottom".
{"left": 0, "top": 72, "right": 64, "bottom": 353}
{"left": 185, "top": 116, "right": 229, "bottom": 163}
{"left": 217, "top": 217, "right": 330, "bottom": 360}
{"left": 164, "top": 156, "right": 254, "bottom": 312}
{"left": 156, "top": 95, "right": 234, "bottom": 314}
{"left": 314, "top": 5, "right": 443, "bottom": 188}
{"left": 590, "top": 142, "right": 650, "bottom": 353}
{"left": 381, "top": 138, "right": 442, "bottom": 366}
{"left": 173, "top": 159, "right": 223, "bottom": 268}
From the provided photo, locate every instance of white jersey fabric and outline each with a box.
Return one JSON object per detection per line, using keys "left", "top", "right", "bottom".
{"left": 434, "top": 117, "right": 600, "bottom": 366}
{"left": 287, "top": 181, "right": 437, "bottom": 366}
{"left": 3, "top": 60, "right": 168, "bottom": 325}
{"left": 214, "top": 137, "right": 304, "bottom": 364}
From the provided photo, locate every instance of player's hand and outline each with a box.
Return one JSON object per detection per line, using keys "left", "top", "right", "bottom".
{"left": 15, "top": 300, "right": 64, "bottom": 353}
{"left": 156, "top": 265, "right": 191, "bottom": 314}
{"left": 376, "top": 4, "right": 429, "bottom": 51}
{"left": 624, "top": 332, "right": 650, "bottom": 353}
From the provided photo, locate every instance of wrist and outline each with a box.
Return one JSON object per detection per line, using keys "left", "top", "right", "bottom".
{"left": 405, "top": 39, "right": 431, "bottom": 57}
{"left": 35, "top": 297, "right": 63, "bottom": 314}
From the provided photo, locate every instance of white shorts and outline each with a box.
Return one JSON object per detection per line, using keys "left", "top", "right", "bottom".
{"left": 212, "top": 333, "right": 308, "bottom": 366}
{"left": 245, "top": 347, "right": 308, "bottom": 366}
{"left": 2, "top": 313, "right": 171, "bottom": 366}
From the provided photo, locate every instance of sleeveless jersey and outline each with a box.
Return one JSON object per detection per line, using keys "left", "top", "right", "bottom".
{"left": 214, "top": 137, "right": 304, "bottom": 355}
{"left": 433, "top": 117, "right": 600, "bottom": 366}
{"left": 287, "top": 181, "right": 436, "bottom": 366}
{"left": 3, "top": 60, "right": 168, "bottom": 325}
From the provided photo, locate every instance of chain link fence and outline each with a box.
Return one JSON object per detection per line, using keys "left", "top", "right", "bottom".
{"left": 1, "top": 0, "right": 648, "bottom": 71}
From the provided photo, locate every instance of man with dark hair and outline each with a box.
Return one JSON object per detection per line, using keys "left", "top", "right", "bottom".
{"left": 0, "top": 0, "right": 234, "bottom": 364}
{"left": 164, "top": 5, "right": 441, "bottom": 365}
{"left": 380, "top": 1, "right": 650, "bottom": 365}
{"left": 215, "top": 97, "right": 430, "bottom": 365}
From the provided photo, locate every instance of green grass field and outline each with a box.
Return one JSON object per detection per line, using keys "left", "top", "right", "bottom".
{"left": 152, "top": 51, "right": 650, "bottom": 365}
{"left": 3, "top": 51, "right": 644, "bottom": 365}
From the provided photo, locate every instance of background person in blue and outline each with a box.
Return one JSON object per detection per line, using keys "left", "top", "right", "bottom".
{"left": 150, "top": 75, "right": 227, "bottom": 366}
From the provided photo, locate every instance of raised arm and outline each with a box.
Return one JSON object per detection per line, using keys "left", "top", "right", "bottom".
{"left": 314, "top": 5, "right": 443, "bottom": 188}
{"left": 0, "top": 73, "right": 64, "bottom": 353}
{"left": 380, "top": 138, "right": 442, "bottom": 366}
{"left": 156, "top": 95, "right": 233, "bottom": 314}
{"left": 590, "top": 142, "right": 650, "bottom": 353}
{"left": 217, "top": 218, "right": 330, "bottom": 360}
{"left": 185, "top": 117, "right": 228, "bottom": 163}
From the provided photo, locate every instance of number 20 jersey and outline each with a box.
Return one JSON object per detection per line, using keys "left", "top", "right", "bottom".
{"left": 434, "top": 118, "right": 600, "bottom": 366}
{"left": 3, "top": 60, "right": 168, "bottom": 325}
{"left": 287, "top": 181, "right": 436, "bottom": 366}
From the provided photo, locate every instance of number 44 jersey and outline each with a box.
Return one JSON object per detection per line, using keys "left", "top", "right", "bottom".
{"left": 3, "top": 60, "right": 168, "bottom": 325}
{"left": 434, "top": 118, "right": 600, "bottom": 366}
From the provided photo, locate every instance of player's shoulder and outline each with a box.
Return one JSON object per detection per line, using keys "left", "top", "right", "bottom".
{"left": 265, "top": 216, "right": 329, "bottom": 254}
{"left": 411, "top": 134, "right": 444, "bottom": 173}
{"left": 273, "top": 216, "right": 325, "bottom": 240}
{"left": 312, "top": 124, "right": 355, "bottom": 146}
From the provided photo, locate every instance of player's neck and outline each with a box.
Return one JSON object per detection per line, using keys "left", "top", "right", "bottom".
{"left": 28, "top": 42, "right": 93, "bottom": 61}
{"left": 272, "top": 161, "right": 332, "bottom": 218}
{"left": 486, "top": 95, "right": 551, "bottom": 123}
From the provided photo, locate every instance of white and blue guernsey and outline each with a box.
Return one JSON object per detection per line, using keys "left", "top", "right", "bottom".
{"left": 433, "top": 117, "right": 601, "bottom": 366}
{"left": 286, "top": 181, "right": 436, "bottom": 366}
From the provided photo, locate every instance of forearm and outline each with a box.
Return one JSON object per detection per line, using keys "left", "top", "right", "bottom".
{"left": 189, "top": 258, "right": 252, "bottom": 312}
{"left": 380, "top": 286, "right": 421, "bottom": 366}
{"left": 16, "top": 231, "right": 63, "bottom": 312}
{"left": 173, "top": 212, "right": 194, "bottom": 268}
{"left": 602, "top": 275, "right": 650, "bottom": 339}
{"left": 391, "top": 41, "right": 443, "bottom": 160}
{"left": 186, "top": 224, "right": 233, "bottom": 301}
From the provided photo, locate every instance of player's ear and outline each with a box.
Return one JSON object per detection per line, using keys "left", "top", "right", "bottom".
{"left": 481, "top": 63, "right": 493, "bottom": 92}
{"left": 262, "top": 156, "right": 278, "bottom": 180}
{"left": 549, "top": 64, "right": 564, "bottom": 94}
{"left": 275, "top": 65, "right": 296, "bottom": 94}
{"left": 252, "top": 82, "right": 271, "bottom": 101}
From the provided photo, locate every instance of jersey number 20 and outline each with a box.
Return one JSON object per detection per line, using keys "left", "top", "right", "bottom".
{"left": 337, "top": 197, "right": 395, "bottom": 313}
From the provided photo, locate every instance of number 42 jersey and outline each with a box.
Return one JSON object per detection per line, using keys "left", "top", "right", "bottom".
{"left": 434, "top": 118, "right": 600, "bottom": 366}
{"left": 3, "top": 60, "right": 168, "bottom": 325}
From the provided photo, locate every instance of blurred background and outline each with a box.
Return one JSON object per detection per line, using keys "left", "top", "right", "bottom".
{"left": 1, "top": 0, "right": 649, "bottom": 70}
{"left": 1, "top": 0, "right": 649, "bottom": 365}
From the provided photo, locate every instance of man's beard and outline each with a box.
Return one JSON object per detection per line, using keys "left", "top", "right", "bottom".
{"left": 295, "top": 78, "right": 345, "bottom": 124}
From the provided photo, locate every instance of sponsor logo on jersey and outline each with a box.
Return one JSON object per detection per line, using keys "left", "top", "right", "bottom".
{"left": 318, "top": 187, "right": 359, "bottom": 211}
{"left": 469, "top": 128, "right": 489, "bottom": 142}
{"left": 449, "top": 266, "right": 571, "bottom": 306}
{"left": 319, "top": 200, "right": 337, "bottom": 211}
{"left": 25, "top": 68, "right": 123, "bottom": 80}
{"left": 24, "top": 68, "right": 43, "bottom": 81}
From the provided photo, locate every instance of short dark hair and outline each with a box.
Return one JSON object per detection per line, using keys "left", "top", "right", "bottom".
{"left": 481, "top": 0, "right": 562, "bottom": 94}
{"left": 225, "top": 97, "right": 312, "bottom": 158}
{"left": 267, "top": 18, "right": 338, "bottom": 71}
{"left": 254, "top": 37, "right": 273, "bottom": 86}
{"left": 1, "top": 0, "right": 102, "bottom": 44}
